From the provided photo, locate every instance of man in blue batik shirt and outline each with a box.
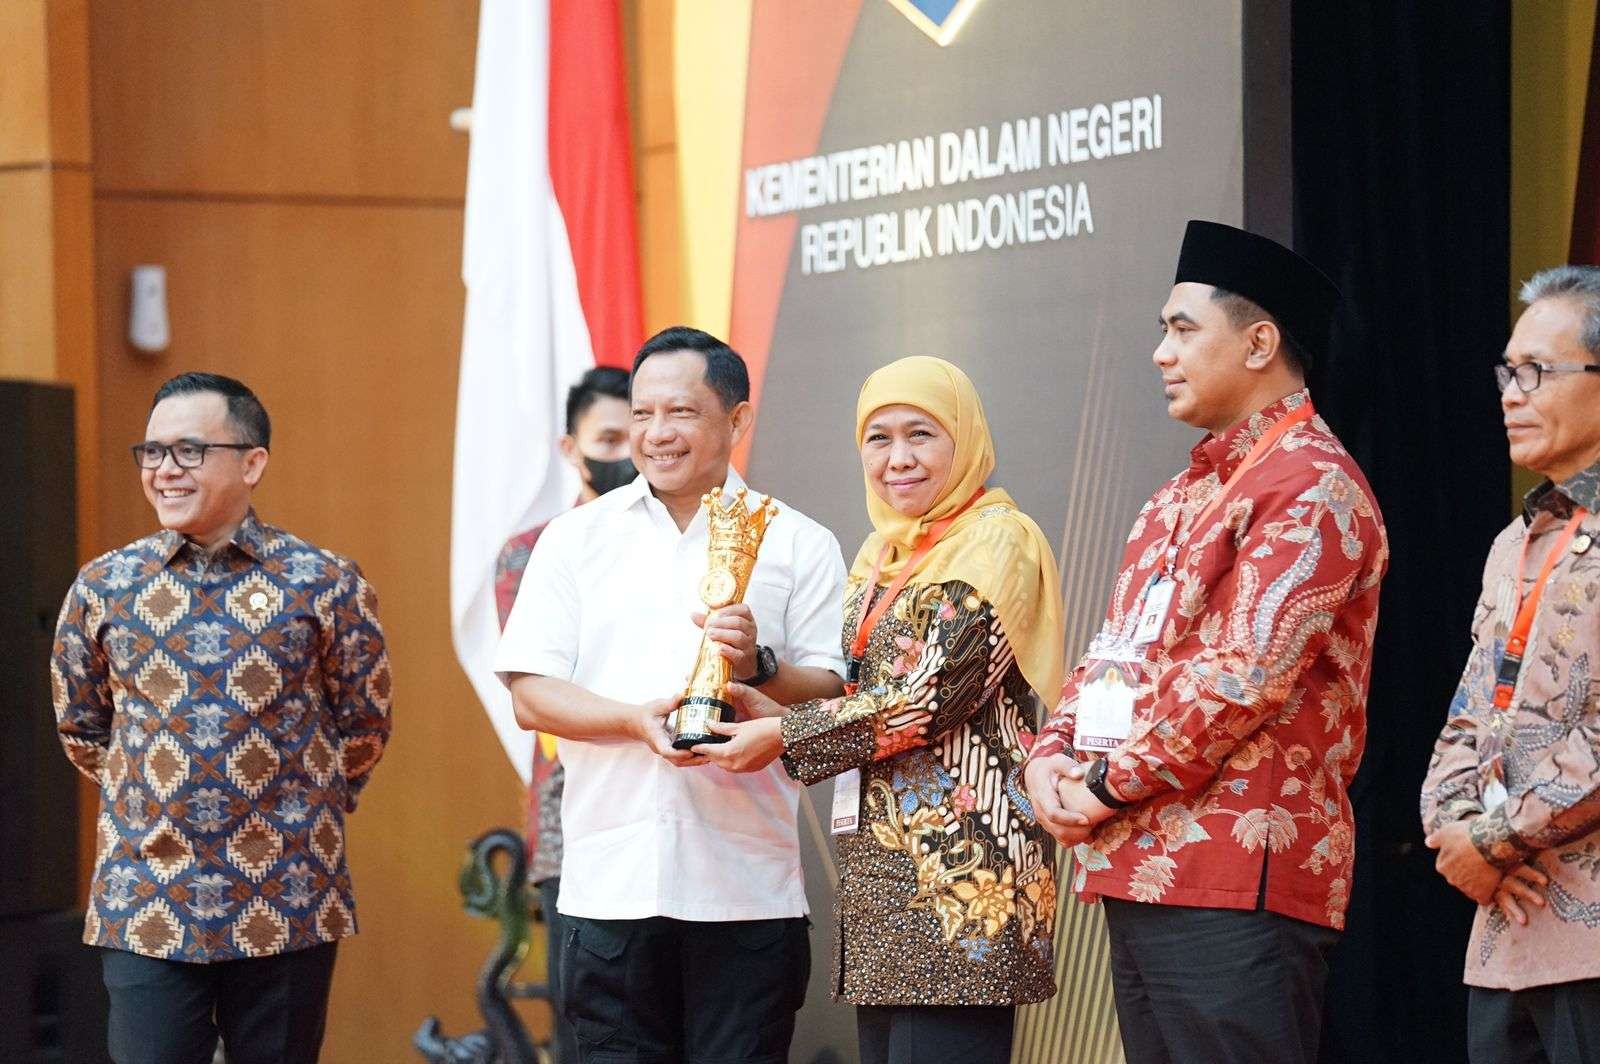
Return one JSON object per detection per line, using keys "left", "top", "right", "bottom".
{"left": 51, "top": 372, "right": 392, "bottom": 1064}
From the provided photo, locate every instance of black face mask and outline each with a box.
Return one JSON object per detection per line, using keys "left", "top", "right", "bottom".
{"left": 583, "top": 455, "right": 637, "bottom": 496}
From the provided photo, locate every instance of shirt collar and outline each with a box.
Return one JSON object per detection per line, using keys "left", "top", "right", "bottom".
{"left": 613, "top": 473, "right": 654, "bottom": 509}
{"left": 1523, "top": 457, "right": 1600, "bottom": 523}
{"left": 156, "top": 508, "right": 267, "bottom": 564}
{"left": 625, "top": 466, "right": 749, "bottom": 520}
{"left": 233, "top": 510, "right": 268, "bottom": 559}
{"left": 1191, "top": 388, "right": 1313, "bottom": 482}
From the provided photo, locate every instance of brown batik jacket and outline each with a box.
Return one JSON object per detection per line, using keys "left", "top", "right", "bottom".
{"left": 780, "top": 564, "right": 1058, "bottom": 1007}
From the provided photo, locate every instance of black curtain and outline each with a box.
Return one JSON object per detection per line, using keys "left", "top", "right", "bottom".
{"left": 1292, "top": 4, "right": 1512, "bottom": 1062}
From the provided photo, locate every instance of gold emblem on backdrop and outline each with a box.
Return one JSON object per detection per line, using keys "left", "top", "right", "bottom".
{"left": 884, "top": 0, "right": 986, "bottom": 47}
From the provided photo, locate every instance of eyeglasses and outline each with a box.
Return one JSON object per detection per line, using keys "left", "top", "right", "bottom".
{"left": 130, "top": 440, "right": 259, "bottom": 469}
{"left": 1495, "top": 361, "right": 1600, "bottom": 394}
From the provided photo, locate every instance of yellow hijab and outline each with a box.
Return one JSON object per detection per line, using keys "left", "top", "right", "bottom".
{"left": 852, "top": 356, "right": 1064, "bottom": 704}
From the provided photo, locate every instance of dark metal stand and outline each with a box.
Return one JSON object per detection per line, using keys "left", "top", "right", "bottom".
{"left": 413, "top": 829, "right": 555, "bottom": 1064}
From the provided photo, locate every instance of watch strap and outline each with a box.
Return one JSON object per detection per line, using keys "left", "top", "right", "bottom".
{"left": 743, "top": 645, "right": 778, "bottom": 687}
{"left": 1087, "top": 759, "right": 1132, "bottom": 810}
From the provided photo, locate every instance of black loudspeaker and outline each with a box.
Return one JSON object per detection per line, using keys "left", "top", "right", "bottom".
{"left": 0, "top": 910, "right": 111, "bottom": 1063}
{"left": 0, "top": 381, "right": 81, "bottom": 917}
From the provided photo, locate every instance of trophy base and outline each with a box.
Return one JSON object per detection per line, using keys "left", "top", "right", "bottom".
{"left": 672, "top": 695, "right": 734, "bottom": 750}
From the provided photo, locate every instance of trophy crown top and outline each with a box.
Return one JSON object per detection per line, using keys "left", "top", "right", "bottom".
{"left": 703, "top": 485, "right": 778, "bottom": 552}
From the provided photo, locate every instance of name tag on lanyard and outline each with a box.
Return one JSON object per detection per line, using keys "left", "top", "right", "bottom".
{"left": 1492, "top": 509, "right": 1589, "bottom": 711}
{"left": 1134, "top": 575, "right": 1175, "bottom": 646}
{"left": 1481, "top": 508, "right": 1591, "bottom": 807}
{"left": 1074, "top": 639, "right": 1142, "bottom": 753}
{"left": 1075, "top": 406, "right": 1316, "bottom": 755}
{"left": 1074, "top": 575, "right": 1166, "bottom": 752}
{"left": 831, "top": 769, "right": 862, "bottom": 834}
{"left": 1074, "top": 672, "right": 1136, "bottom": 752}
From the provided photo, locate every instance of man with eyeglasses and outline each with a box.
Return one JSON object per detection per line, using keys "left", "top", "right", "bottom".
{"left": 51, "top": 372, "right": 392, "bottom": 1064}
{"left": 1422, "top": 265, "right": 1600, "bottom": 1064}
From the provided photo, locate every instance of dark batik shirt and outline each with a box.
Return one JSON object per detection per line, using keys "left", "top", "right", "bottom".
{"left": 50, "top": 511, "right": 392, "bottom": 963}
{"left": 781, "top": 564, "right": 1059, "bottom": 1007}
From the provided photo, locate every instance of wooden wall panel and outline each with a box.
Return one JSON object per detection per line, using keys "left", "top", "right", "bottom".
{"left": 93, "top": 195, "right": 527, "bottom": 1060}
{"left": 47, "top": 0, "right": 92, "bottom": 165}
{"left": 0, "top": 1, "right": 52, "bottom": 166}
{"left": 0, "top": 171, "right": 99, "bottom": 562}
{"left": 78, "top": 1, "right": 688, "bottom": 1055}
{"left": 50, "top": 167, "right": 102, "bottom": 578}
{"left": 2, "top": 0, "right": 99, "bottom": 900}
{"left": 0, "top": 0, "right": 92, "bottom": 167}
{"left": 89, "top": 0, "right": 476, "bottom": 200}
{"left": 0, "top": 171, "right": 57, "bottom": 374}
{"left": 85, "top": 2, "right": 538, "bottom": 1057}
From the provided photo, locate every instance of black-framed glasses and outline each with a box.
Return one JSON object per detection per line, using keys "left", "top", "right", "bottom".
{"left": 1495, "top": 360, "right": 1600, "bottom": 394}
{"left": 130, "top": 440, "right": 259, "bottom": 469}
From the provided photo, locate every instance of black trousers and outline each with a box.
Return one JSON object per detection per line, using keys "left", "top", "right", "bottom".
{"left": 856, "top": 1004, "right": 1015, "bottom": 1064}
{"left": 100, "top": 943, "right": 338, "bottom": 1064}
{"left": 561, "top": 915, "right": 809, "bottom": 1064}
{"left": 1102, "top": 898, "right": 1339, "bottom": 1064}
{"left": 539, "top": 878, "right": 578, "bottom": 1064}
{"left": 1469, "top": 979, "right": 1600, "bottom": 1064}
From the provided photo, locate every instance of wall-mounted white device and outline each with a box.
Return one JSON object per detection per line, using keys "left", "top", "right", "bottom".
{"left": 128, "top": 265, "right": 170, "bottom": 353}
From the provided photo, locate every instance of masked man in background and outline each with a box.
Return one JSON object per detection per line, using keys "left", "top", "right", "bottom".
{"left": 493, "top": 365, "right": 632, "bottom": 1064}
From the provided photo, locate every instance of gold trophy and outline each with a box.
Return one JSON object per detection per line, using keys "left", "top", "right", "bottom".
{"left": 671, "top": 486, "right": 778, "bottom": 750}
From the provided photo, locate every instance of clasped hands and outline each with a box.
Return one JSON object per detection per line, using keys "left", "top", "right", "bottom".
{"left": 629, "top": 604, "right": 787, "bottom": 773}
{"left": 1023, "top": 753, "right": 1119, "bottom": 846}
{"left": 1424, "top": 818, "right": 1548, "bottom": 926}
{"left": 690, "top": 603, "right": 760, "bottom": 680}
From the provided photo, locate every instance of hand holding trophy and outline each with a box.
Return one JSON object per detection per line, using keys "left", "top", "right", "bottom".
{"left": 672, "top": 487, "right": 778, "bottom": 750}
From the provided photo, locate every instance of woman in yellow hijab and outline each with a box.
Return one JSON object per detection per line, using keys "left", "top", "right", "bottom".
{"left": 702, "top": 356, "right": 1068, "bottom": 1064}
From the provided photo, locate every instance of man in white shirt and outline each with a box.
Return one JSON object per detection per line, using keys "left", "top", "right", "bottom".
{"left": 496, "top": 327, "right": 847, "bottom": 1064}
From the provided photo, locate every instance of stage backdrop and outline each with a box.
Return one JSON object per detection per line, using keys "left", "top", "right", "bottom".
{"left": 727, "top": 2, "right": 1259, "bottom": 1060}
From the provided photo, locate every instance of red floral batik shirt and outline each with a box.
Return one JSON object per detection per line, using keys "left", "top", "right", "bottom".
{"left": 1030, "top": 390, "right": 1389, "bottom": 929}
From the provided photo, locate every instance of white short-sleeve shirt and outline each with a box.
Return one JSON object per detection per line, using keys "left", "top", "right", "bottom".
{"left": 494, "top": 468, "right": 847, "bottom": 921}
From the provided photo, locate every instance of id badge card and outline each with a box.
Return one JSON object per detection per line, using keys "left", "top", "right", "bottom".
{"left": 1133, "top": 575, "right": 1175, "bottom": 646}
{"left": 1074, "top": 656, "right": 1139, "bottom": 753}
{"left": 831, "top": 769, "right": 862, "bottom": 834}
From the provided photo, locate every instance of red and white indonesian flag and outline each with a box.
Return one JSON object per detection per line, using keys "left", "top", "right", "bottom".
{"left": 452, "top": 0, "right": 642, "bottom": 781}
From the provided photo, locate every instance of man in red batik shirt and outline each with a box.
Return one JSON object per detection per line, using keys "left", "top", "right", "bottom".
{"left": 493, "top": 365, "right": 630, "bottom": 1064}
{"left": 1025, "top": 221, "right": 1389, "bottom": 1064}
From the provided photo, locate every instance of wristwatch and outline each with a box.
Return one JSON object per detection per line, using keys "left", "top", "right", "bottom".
{"left": 740, "top": 645, "right": 779, "bottom": 687}
{"left": 1085, "top": 758, "right": 1132, "bottom": 810}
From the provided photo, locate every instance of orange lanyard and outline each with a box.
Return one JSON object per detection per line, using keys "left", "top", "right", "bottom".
{"left": 1492, "top": 507, "right": 1589, "bottom": 710}
{"left": 845, "top": 488, "right": 985, "bottom": 692}
{"left": 1161, "top": 401, "right": 1315, "bottom": 577}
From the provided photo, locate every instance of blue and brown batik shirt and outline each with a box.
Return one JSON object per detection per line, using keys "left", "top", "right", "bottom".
{"left": 50, "top": 510, "right": 392, "bottom": 963}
